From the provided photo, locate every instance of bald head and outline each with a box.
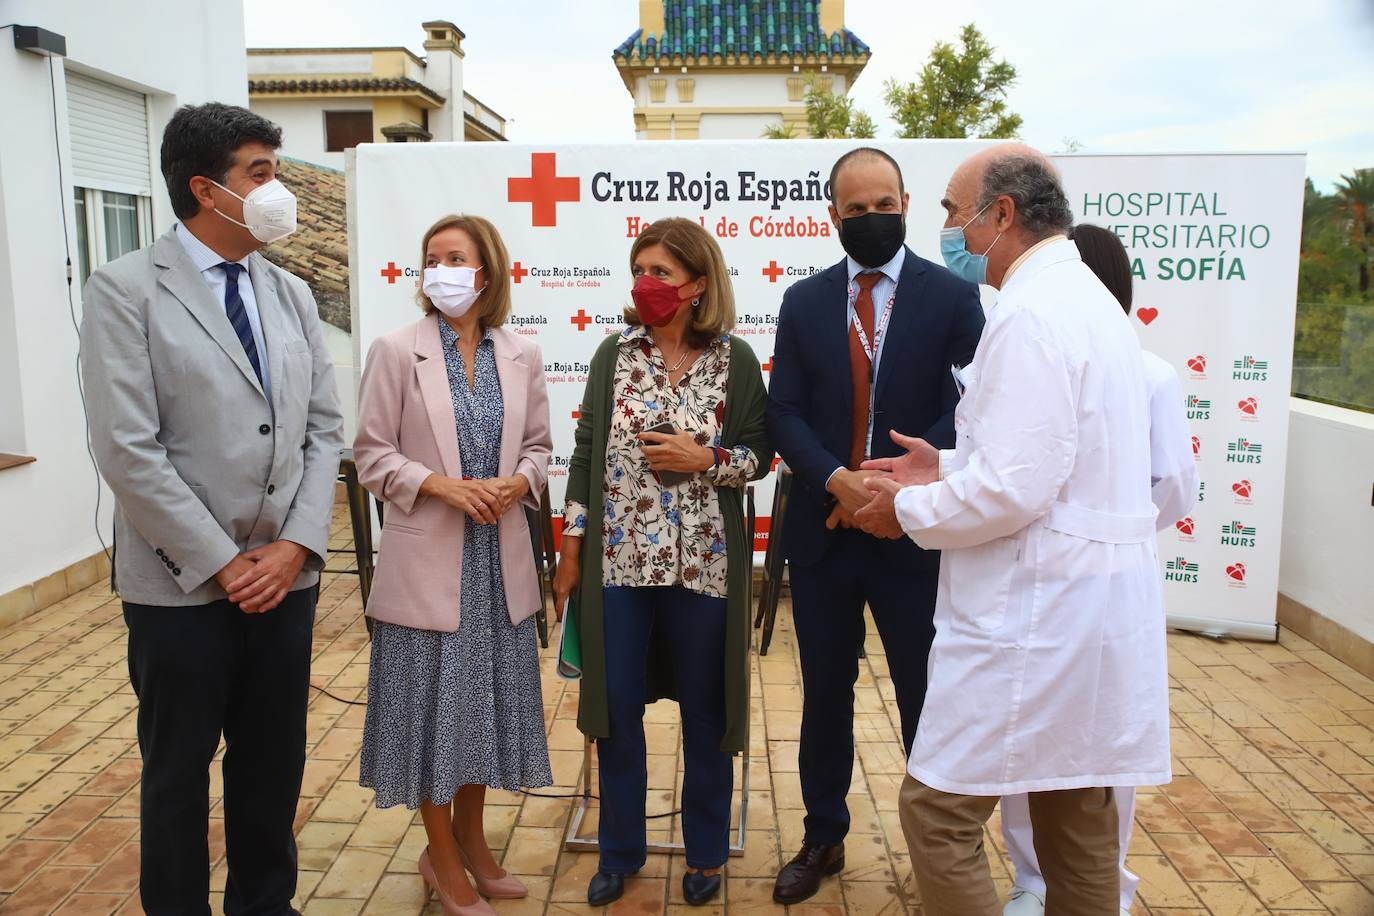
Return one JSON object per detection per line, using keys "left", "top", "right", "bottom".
{"left": 939, "top": 142, "right": 1073, "bottom": 288}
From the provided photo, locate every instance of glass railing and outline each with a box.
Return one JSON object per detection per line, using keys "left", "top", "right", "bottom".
{"left": 1292, "top": 300, "right": 1374, "bottom": 413}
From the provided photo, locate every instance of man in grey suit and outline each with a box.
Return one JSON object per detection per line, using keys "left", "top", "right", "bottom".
{"left": 79, "top": 102, "right": 343, "bottom": 915}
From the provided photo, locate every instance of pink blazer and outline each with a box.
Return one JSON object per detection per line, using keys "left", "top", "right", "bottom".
{"left": 353, "top": 313, "right": 552, "bottom": 632}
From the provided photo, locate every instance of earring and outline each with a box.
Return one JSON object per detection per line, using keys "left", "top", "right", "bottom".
{"left": 691, "top": 298, "right": 701, "bottom": 308}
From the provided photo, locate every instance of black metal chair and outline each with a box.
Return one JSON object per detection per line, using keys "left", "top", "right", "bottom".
{"left": 754, "top": 467, "right": 791, "bottom": 655}
{"left": 335, "top": 450, "right": 377, "bottom": 604}
{"left": 525, "top": 487, "right": 559, "bottom": 649}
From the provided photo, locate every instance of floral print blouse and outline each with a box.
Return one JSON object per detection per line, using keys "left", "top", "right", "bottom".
{"left": 563, "top": 326, "right": 759, "bottom": 598}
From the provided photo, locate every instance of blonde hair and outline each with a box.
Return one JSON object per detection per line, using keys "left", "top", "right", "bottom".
{"left": 625, "top": 218, "right": 736, "bottom": 348}
{"left": 416, "top": 214, "right": 512, "bottom": 327}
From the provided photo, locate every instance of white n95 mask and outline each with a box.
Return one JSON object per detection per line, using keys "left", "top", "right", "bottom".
{"left": 423, "top": 265, "right": 485, "bottom": 318}
{"left": 209, "top": 178, "right": 298, "bottom": 243}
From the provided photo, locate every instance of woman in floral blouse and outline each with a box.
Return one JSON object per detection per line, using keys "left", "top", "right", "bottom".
{"left": 553, "top": 217, "right": 772, "bottom": 908}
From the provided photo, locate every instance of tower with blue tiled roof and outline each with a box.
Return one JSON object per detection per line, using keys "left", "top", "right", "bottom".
{"left": 613, "top": 0, "right": 871, "bottom": 139}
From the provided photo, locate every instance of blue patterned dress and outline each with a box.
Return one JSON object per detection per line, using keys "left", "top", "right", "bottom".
{"left": 360, "top": 321, "right": 552, "bottom": 809}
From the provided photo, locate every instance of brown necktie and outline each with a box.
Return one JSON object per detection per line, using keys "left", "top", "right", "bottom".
{"left": 848, "top": 272, "right": 882, "bottom": 469}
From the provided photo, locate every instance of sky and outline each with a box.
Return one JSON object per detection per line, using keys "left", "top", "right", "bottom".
{"left": 242, "top": 0, "right": 1374, "bottom": 190}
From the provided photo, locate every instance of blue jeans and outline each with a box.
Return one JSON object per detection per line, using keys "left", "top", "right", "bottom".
{"left": 598, "top": 585, "right": 732, "bottom": 872}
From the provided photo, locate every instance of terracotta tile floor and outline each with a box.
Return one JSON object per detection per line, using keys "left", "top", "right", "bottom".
{"left": 4, "top": 508, "right": 1374, "bottom": 914}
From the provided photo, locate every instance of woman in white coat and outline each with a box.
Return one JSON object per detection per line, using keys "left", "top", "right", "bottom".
{"left": 999, "top": 224, "right": 1198, "bottom": 916}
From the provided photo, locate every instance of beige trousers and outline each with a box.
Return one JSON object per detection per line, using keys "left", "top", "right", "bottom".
{"left": 899, "top": 775, "right": 1120, "bottom": 916}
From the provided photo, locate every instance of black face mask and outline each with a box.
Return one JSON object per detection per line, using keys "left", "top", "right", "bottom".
{"left": 839, "top": 211, "right": 906, "bottom": 268}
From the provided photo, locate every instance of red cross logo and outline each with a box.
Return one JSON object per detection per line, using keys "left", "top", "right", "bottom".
{"left": 762, "top": 260, "right": 784, "bottom": 283}
{"left": 571, "top": 308, "right": 593, "bottom": 331}
{"left": 762, "top": 358, "right": 773, "bottom": 373}
{"left": 508, "top": 152, "right": 580, "bottom": 227}
{"left": 511, "top": 261, "right": 529, "bottom": 284}
{"left": 380, "top": 261, "right": 402, "bottom": 284}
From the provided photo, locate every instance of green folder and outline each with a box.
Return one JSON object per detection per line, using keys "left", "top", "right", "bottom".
{"left": 557, "top": 596, "right": 582, "bottom": 680}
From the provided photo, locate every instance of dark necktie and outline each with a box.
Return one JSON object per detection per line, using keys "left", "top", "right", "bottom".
{"left": 218, "top": 262, "right": 263, "bottom": 386}
{"left": 847, "top": 271, "right": 882, "bottom": 469}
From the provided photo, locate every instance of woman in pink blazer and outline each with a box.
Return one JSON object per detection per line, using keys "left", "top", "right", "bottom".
{"left": 354, "top": 214, "right": 553, "bottom": 916}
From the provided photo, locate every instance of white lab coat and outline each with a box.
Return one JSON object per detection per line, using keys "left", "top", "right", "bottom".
{"left": 1142, "top": 350, "right": 1198, "bottom": 530}
{"left": 997, "top": 344, "right": 1198, "bottom": 907}
{"left": 894, "top": 239, "right": 1170, "bottom": 795}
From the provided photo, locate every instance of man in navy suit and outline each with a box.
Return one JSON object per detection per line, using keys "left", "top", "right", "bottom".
{"left": 767, "top": 148, "right": 985, "bottom": 904}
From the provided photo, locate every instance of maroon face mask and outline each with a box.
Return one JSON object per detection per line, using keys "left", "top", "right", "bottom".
{"left": 631, "top": 275, "right": 690, "bottom": 328}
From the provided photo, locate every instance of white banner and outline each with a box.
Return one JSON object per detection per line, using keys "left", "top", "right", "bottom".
{"left": 348, "top": 142, "right": 1303, "bottom": 640}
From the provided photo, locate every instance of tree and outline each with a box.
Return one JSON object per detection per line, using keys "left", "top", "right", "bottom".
{"left": 1301, "top": 178, "right": 1337, "bottom": 253}
{"left": 762, "top": 73, "right": 875, "bottom": 140}
{"left": 883, "top": 23, "right": 1022, "bottom": 139}
{"left": 1335, "top": 168, "right": 1374, "bottom": 292}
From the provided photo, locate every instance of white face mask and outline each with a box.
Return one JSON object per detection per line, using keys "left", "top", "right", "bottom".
{"left": 423, "top": 265, "right": 485, "bottom": 318}
{"left": 209, "top": 178, "right": 297, "bottom": 243}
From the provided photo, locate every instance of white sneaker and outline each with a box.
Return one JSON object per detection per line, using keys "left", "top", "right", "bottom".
{"left": 1003, "top": 888, "right": 1045, "bottom": 916}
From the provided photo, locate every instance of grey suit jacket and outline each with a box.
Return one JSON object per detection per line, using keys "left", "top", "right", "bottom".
{"left": 79, "top": 227, "right": 344, "bottom": 607}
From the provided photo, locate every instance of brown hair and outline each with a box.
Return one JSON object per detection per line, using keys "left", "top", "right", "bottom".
{"left": 625, "top": 218, "right": 736, "bottom": 348}
{"left": 416, "top": 214, "right": 512, "bottom": 327}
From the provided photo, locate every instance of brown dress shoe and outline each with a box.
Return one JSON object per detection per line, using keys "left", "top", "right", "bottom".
{"left": 773, "top": 843, "right": 845, "bottom": 904}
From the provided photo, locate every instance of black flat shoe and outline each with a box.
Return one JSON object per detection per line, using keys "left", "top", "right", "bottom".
{"left": 588, "top": 871, "right": 626, "bottom": 906}
{"left": 682, "top": 870, "right": 722, "bottom": 906}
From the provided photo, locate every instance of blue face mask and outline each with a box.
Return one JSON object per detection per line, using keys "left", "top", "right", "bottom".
{"left": 939, "top": 201, "right": 1002, "bottom": 285}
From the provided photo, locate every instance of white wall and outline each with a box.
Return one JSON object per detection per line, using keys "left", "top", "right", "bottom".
{"left": 699, "top": 112, "right": 779, "bottom": 139}
{"left": 321, "top": 323, "right": 358, "bottom": 444}
{"left": 0, "top": 0, "right": 247, "bottom": 596}
{"left": 249, "top": 52, "right": 372, "bottom": 75}
{"left": 249, "top": 97, "right": 371, "bottom": 171}
{"left": 1279, "top": 399, "right": 1374, "bottom": 640}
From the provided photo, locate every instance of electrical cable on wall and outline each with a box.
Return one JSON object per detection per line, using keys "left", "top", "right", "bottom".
{"left": 46, "top": 52, "right": 112, "bottom": 564}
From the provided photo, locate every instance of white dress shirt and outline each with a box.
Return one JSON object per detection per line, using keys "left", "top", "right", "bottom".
{"left": 827, "top": 246, "right": 907, "bottom": 485}
{"left": 175, "top": 222, "right": 272, "bottom": 404}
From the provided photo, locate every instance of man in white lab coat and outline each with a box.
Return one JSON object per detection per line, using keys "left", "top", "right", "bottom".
{"left": 999, "top": 223, "right": 1198, "bottom": 916}
{"left": 855, "top": 146, "right": 1171, "bottom": 916}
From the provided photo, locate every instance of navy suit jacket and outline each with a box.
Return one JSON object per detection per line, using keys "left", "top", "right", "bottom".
{"left": 766, "top": 246, "right": 985, "bottom": 568}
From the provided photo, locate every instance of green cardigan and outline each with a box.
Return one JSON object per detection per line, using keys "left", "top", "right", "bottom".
{"left": 567, "top": 332, "right": 773, "bottom": 754}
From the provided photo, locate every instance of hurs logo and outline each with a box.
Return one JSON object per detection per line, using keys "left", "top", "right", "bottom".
{"left": 1226, "top": 437, "right": 1263, "bottom": 465}
{"left": 1186, "top": 394, "right": 1212, "bottom": 420}
{"left": 1164, "top": 555, "right": 1200, "bottom": 584}
{"left": 1220, "top": 519, "right": 1257, "bottom": 547}
{"left": 1232, "top": 355, "right": 1269, "bottom": 382}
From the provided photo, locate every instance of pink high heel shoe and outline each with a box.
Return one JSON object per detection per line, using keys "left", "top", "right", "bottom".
{"left": 456, "top": 840, "right": 529, "bottom": 899}
{"left": 419, "top": 847, "right": 497, "bottom": 916}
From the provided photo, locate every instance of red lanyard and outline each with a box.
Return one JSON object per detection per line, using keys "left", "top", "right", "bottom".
{"left": 848, "top": 278, "right": 897, "bottom": 367}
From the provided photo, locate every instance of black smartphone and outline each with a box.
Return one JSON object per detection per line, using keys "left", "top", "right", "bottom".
{"left": 642, "top": 421, "right": 692, "bottom": 487}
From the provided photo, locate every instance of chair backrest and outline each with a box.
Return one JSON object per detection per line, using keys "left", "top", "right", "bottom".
{"left": 526, "top": 484, "right": 559, "bottom": 594}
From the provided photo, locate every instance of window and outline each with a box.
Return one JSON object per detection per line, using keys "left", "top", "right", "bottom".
{"left": 325, "top": 111, "right": 373, "bottom": 152}
{"left": 65, "top": 71, "right": 153, "bottom": 286}
{"left": 1294, "top": 173, "right": 1374, "bottom": 413}
{"left": 74, "top": 187, "right": 90, "bottom": 286}
{"left": 74, "top": 188, "right": 153, "bottom": 287}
